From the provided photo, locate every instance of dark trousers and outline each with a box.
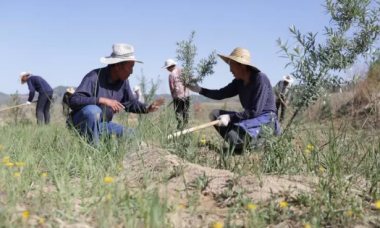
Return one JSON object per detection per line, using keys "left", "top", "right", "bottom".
{"left": 36, "top": 91, "right": 53, "bottom": 125}
{"left": 210, "top": 109, "right": 251, "bottom": 151}
{"left": 173, "top": 97, "right": 190, "bottom": 129}
{"left": 276, "top": 96, "right": 286, "bottom": 123}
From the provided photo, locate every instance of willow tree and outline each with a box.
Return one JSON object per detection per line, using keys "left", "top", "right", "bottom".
{"left": 278, "top": 0, "right": 380, "bottom": 130}
{"left": 175, "top": 31, "right": 217, "bottom": 109}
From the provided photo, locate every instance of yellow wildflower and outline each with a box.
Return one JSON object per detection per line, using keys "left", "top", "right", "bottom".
{"left": 14, "top": 172, "right": 20, "bottom": 178}
{"left": 247, "top": 204, "right": 257, "bottom": 210}
{"left": 280, "top": 201, "right": 288, "bottom": 208}
{"left": 104, "top": 177, "right": 115, "bottom": 183}
{"left": 213, "top": 221, "right": 223, "bottom": 228}
{"left": 5, "top": 162, "right": 14, "bottom": 167}
{"left": 347, "top": 210, "right": 353, "bottom": 216}
{"left": 304, "top": 224, "right": 312, "bottom": 228}
{"left": 16, "top": 162, "right": 26, "bottom": 167}
{"left": 118, "top": 166, "right": 123, "bottom": 171}
{"left": 319, "top": 167, "right": 325, "bottom": 172}
{"left": 106, "top": 194, "right": 112, "bottom": 201}
{"left": 39, "top": 218, "right": 45, "bottom": 224}
{"left": 41, "top": 173, "right": 48, "bottom": 178}
{"left": 200, "top": 139, "right": 207, "bottom": 144}
{"left": 375, "top": 200, "right": 380, "bottom": 209}
{"left": 307, "top": 145, "right": 314, "bottom": 150}
{"left": 304, "top": 149, "right": 310, "bottom": 153}
{"left": 179, "top": 204, "right": 186, "bottom": 210}
{"left": 1, "top": 156, "right": 10, "bottom": 163}
{"left": 22, "top": 211, "right": 29, "bottom": 219}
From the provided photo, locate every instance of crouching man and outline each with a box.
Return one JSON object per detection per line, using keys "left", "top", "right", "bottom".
{"left": 187, "top": 47, "right": 280, "bottom": 153}
{"left": 68, "top": 43, "right": 164, "bottom": 143}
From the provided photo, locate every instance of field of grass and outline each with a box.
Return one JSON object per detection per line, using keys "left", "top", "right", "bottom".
{"left": 1, "top": 97, "right": 380, "bottom": 228}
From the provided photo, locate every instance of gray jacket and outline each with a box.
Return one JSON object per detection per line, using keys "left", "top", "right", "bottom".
{"left": 274, "top": 81, "right": 292, "bottom": 101}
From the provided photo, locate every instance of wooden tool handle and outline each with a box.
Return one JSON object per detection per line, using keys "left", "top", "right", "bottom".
{"left": 167, "top": 120, "right": 219, "bottom": 139}
{"left": 279, "top": 96, "right": 294, "bottom": 115}
{"left": 0, "top": 103, "right": 27, "bottom": 112}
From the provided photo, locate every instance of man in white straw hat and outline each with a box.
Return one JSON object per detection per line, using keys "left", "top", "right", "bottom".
{"left": 68, "top": 43, "right": 165, "bottom": 144}
{"left": 274, "top": 75, "right": 293, "bottom": 123}
{"left": 62, "top": 87, "right": 75, "bottom": 118}
{"left": 133, "top": 86, "right": 145, "bottom": 103}
{"left": 187, "top": 47, "right": 280, "bottom": 153}
{"left": 162, "top": 58, "right": 190, "bottom": 129}
{"left": 20, "top": 72, "right": 54, "bottom": 125}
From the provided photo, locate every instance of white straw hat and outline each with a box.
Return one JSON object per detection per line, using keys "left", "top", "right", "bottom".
{"left": 100, "top": 43, "right": 143, "bottom": 64}
{"left": 133, "top": 86, "right": 140, "bottom": 92}
{"left": 218, "top": 47, "right": 259, "bottom": 71}
{"left": 19, "top": 71, "right": 32, "bottom": 84}
{"left": 283, "top": 75, "right": 294, "bottom": 84}
{"left": 162, "top": 59, "right": 177, "bottom": 69}
{"left": 66, "top": 87, "right": 75, "bottom": 94}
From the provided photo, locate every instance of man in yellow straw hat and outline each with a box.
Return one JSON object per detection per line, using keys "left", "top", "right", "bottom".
{"left": 187, "top": 47, "right": 280, "bottom": 153}
{"left": 62, "top": 87, "right": 75, "bottom": 118}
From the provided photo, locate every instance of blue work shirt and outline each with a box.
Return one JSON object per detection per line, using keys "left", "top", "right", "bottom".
{"left": 200, "top": 71, "right": 278, "bottom": 136}
{"left": 69, "top": 66, "right": 147, "bottom": 122}
{"left": 26, "top": 75, "right": 53, "bottom": 102}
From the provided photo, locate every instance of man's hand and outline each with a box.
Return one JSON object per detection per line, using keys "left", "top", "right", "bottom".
{"left": 147, "top": 97, "right": 166, "bottom": 113}
{"left": 26, "top": 101, "right": 32, "bottom": 105}
{"left": 217, "top": 114, "right": 231, "bottom": 127}
{"left": 99, "top": 97, "right": 125, "bottom": 113}
{"left": 187, "top": 83, "right": 202, "bottom": 93}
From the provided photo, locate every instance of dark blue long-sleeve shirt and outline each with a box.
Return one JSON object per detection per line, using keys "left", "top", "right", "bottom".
{"left": 200, "top": 71, "right": 276, "bottom": 123}
{"left": 69, "top": 67, "right": 147, "bottom": 122}
{"left": 26, "top": 75, "right": 53, "bottom": 102}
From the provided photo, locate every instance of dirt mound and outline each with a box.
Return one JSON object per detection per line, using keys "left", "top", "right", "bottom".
{"left": 122, "top": 145, "right": 317, "bottom": 228}
{"left": 336, "top": 94, "right": 380, "bottom": 129}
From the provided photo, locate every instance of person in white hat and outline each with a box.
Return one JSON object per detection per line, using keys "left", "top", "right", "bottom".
{"left": 62, "top": 87, "right": 75, "bottom": 118}
{"left": 187, "top": 47, "right": 280, "bottom": 153}
{"left": 19, "top": 71, "right": 54, "bottom": 125}
{"left": 162, "top": 58, "right": 190, "bottom": 129}
{"left": 67, "top": 43, "right": 165, "bottom": 144}
{"left": 274, "top": 75, "right": 293, "bottom": 123}
{"left": 133, "top": 86, "right": 145, "bottom": 103}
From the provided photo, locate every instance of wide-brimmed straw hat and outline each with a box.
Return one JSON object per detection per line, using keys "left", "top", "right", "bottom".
{"left": 66, "top": 87, "right": 75, "bottom": 94}
{"left": 162, "top": 59, "right": 177, "bottom": 69}
{"left": 283, "top": 75, "right": 294, "bottom": 84}
{"left": 100, "top": 43, "right": 143, "bottom": 64}
{"left": 218, "top": 47, "right": 259, "bottom": 71}
{"left": 19, "top": 71, "right": 32, "bottom": 84}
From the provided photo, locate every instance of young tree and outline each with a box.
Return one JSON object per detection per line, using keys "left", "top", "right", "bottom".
{"left": 278, "top": 0, "right": 380, "bottom": 130}
{"left": 176, "top": 31, "right": 218, "bottom": 96}
{"left": 6, "top": 91, "right": 27, "bottom": 123}
{"left": 137, "top": 69, "right": 161, "bottom": 105}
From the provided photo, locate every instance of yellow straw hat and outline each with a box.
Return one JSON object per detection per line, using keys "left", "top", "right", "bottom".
{"left": 217, "top": 47, "right": 259, "bottom": 71}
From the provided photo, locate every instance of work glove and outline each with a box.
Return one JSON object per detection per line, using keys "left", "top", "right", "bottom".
{"left": 26, "top": 101, "right": 32, "bottom": 105}
{"left": 217, "top": 114, "right": 230, "bottom": 127}
{"left": 187, "top": 83, "right": 202, "bottom": 93}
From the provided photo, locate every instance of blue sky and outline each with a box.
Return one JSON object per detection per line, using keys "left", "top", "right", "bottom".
{"left": 0, "top": 0, "right": 333, "bottom": 94}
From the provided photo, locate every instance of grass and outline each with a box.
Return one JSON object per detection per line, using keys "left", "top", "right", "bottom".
{"left": 1, "top": 97, "right": 380, "bottom": 227}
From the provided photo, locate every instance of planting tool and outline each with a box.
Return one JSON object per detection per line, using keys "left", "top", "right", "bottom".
{"left": 0, "top": 103, "right": 28, "bottom": 112}
{"left": 167, "top": 120, "right": 219, "bottom": 140}
{"left": 279, "top": 96, "right": 294, "bottom": 115}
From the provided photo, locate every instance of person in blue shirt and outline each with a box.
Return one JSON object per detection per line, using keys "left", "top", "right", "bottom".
{"left": 20, "top": 72, "right": 54, "bottom": 125}
{"left": 188, "top": 47, "right": 280, "bottom": 153}
{"left": 68, "top": 43, "right": 165, "bottom": 144}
